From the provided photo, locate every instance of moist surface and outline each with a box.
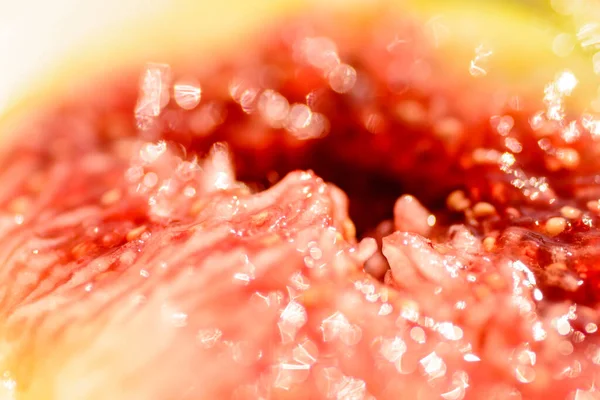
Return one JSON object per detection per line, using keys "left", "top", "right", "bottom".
{"left": 1, "top": 11, "right": 600, "bottom": 400}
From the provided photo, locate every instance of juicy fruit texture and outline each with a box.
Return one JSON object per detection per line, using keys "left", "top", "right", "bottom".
{"left": 3, "top": 10, "right": 600, "bottom": 400}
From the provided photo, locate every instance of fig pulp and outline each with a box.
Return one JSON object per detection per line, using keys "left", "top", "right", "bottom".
{"left": 1, "top": 11, "right": 600, "bottom": 400}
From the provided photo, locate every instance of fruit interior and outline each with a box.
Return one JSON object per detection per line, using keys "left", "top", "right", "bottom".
{"left": 1, "top": 7, "right": 600, "bottom": 400}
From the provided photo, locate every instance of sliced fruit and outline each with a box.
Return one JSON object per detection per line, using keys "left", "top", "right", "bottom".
{"left": 1, "top": 2, "right": 600, "bottom": 400}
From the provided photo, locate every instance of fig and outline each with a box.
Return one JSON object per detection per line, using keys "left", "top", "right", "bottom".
{"left": 1, "top": 1, "right": 600, "bottom": 399}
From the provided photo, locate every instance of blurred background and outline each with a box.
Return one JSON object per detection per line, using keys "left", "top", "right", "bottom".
{"left": 1, "top": 0, "right": 599, "bottom": 117}
{"left": 0, "top": 0, "right": 169, "bottom": 113}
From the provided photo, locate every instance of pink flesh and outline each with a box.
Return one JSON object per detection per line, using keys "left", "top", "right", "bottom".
{"left": 1, "top": 12, "right": 600, "bottom": 400}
